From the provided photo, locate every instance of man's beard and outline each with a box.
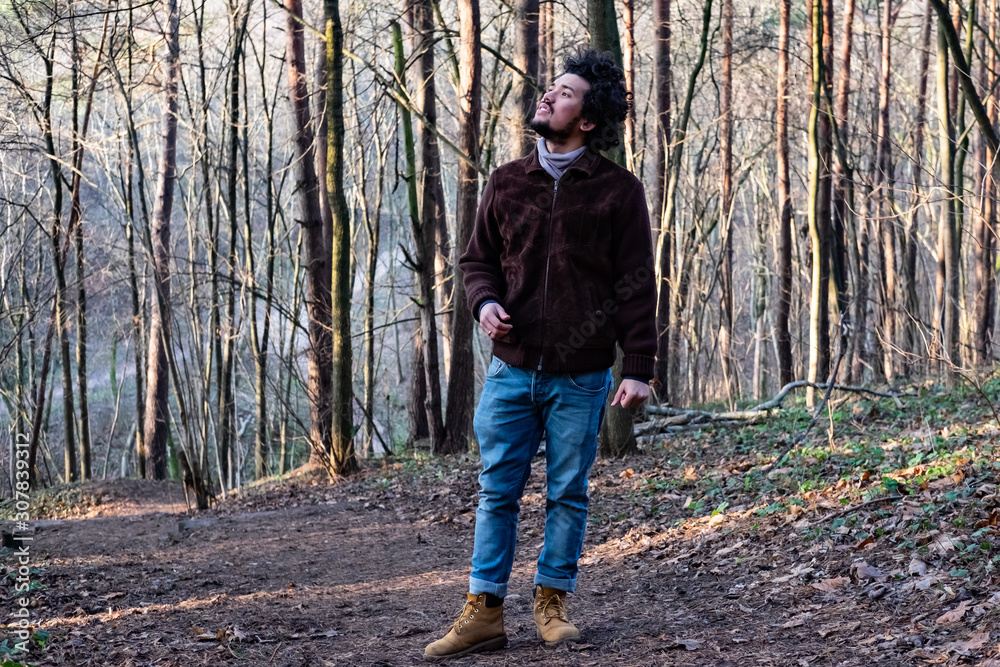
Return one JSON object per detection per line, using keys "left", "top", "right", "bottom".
{"left": 530, "top": 117, "right": 574, "bottom": 142}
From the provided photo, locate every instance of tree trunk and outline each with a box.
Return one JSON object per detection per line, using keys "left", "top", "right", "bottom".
{"left": 587, "top": 0, "right": 622, "bottom": 64}
{"left": 407, "top": 323, "right": 431, "bottom": 445}
{"left": 219, "top": 3, "right": 247, "bottom": 488}
{"left": 832, "top": 0, "right": 855, "bottom": 380}
{"left": 664, "top": 0, "right": 712, "bottom": 404}
{"left": 122, "top": 0, "right": 147, "bottom": 478}
{"left": 775, "top": 0, "right": 793, "bottom": 387}
{"left": 250, "top": 5, "right": 276, "bottom": 478}
{"left": 444, "top": 0, "right": 481, "bottom": 454}
{"left": 622, "top": 0, "right": 637, "bottom": 170}
{"left": 285, "top": 0, "right": 334, "bottom": 465}
{"left": 394, "top": 22, "right": 446, "bottom": 450}
{"left": 753, "top": 183, "right": 768, "bottom": 400}
{"left": 806, "top": 0, "right": 831, "bottom": 407}
{"left": 904, "top": 0, "right": 932, "bottom": 373}
{"left": 652, "top": 0, "right": 672, "bottom": 395}
{"left": 192, "top": 0, "right": 218, "bottom": 471}
{"left": 409, "top": 0, "right": 453, "bottom": 379}
{"left": 719, "top": 0, "right": 736, "bottom": 403}
{"left": 875, "top": 0, "right": 897, "bottom": 382}
{"left": 538, "top": 0, "right": 554, "bottom": 85}
{"left": 39, "top": 29, "right": 78, "bottom": 484}
{"left": 936, "top": 10, "right": 959, "bottom": 372}
{"left": 279, "top": 229, "right": 304, "bottom": 473}
{"left": 974, "top": 0, "right": 996, "bottom": 366}
{"left": 324, "top": 0, "right": 358, "bottom": 474}
{"left": 511, "top": 0, "right": 539, "bottom": 158}
{"left": 954, "top": 0, "right": 975, "bottom": 366}
{"left": 598, "top": 348, "right": 636, "bottom": 456}
{"left": 143, "top": 0, "right": 180, "bottom": 480}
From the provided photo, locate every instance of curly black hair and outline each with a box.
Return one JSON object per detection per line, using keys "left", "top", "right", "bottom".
{"left": 563, "top": 49, "right": 632, "bottom": 151}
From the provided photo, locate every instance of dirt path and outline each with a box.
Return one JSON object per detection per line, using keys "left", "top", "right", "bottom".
{"left": 6, "top": 427, "right": 1000, "bottom": 666}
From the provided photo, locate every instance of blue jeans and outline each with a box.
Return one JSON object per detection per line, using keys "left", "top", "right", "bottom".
{"left": 469, "top": 357, "right": 612, "bottom": 597}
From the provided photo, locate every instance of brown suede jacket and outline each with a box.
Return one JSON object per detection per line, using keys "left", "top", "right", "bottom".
{"left": 459, "top": 146, "right": 657, "bottom": 381}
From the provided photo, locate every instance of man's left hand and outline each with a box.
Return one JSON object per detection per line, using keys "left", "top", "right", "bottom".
{"left": 611, "top": 379, "right": 649, "bottom": 409}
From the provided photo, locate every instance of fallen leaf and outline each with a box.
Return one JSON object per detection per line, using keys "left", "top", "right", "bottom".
{"left": 974, "top": 510, "right": 999, "bottom": 529}
{"left": 781, "top": 612, "right": 813, "bottom": 629}
{"left": 908, "top": 558, "right": 929, "bottom": 576}
{"left": 852, "top": 536, "right": 875, "bottom": 551}
{"left": 853, "top": 561, "right": 887, "bottom": 582}
{"left": 929, "top": 476, "right": 956, "bottom": 490}
{"left": 670, "top": 637, "right": 702, "bottom": 650}
{"left": 817, "top": 620, "right": 861, "bottom": 638}
{"left": 928, "top": 532, "right": 960, "bottom": 555}
{"left": 936, "top": 600, "right": 972, "bottom": 624}
{"left": 943, "top": 631, "right": 990, "bottom": 655}
{"left": 811, "top": 576, "right": 850, "bottom": 594}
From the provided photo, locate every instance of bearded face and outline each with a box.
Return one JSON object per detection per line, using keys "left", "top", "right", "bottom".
{"left": 530, "top": 73, "right": 592, "bottom": 145}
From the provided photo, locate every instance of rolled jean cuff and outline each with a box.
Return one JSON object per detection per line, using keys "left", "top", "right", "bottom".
{"left": 469, "top": 576, "right": 507, "bottom": 598}
{"left": 534, "top": 572, "right": 576, "bottom": 593}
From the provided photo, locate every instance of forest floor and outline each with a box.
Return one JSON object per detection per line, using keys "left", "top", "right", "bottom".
{"left": 3, "top": 379, "right": 1000, "bottom": 666}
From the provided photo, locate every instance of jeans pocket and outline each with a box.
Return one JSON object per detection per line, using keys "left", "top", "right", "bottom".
{"left": 567, "top": 369, "right": 607, "bottom": 393}
{"left": 487, "top": 356, "right": 508, "bottom": 379}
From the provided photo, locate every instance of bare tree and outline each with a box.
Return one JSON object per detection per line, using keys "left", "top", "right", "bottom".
{"left": 143, "top": 0, "right": 181, "bottom": 479}
{"left": 874, "top": 0, "right": 897, "bottom": 381}
{"left": 806, "top": 0, "right": 832, "bottom": 407}
{"left": 718, "top": 0, "right": 736, "bottom": 403}
{"left": 652, "top": 0, "right": 671, "bottom": 396}
{"left": 324, "top": 0, "right": 358, "bottom": 473}
{"left": 775, "top": 0, "right": 793, "bottom": 387}
{"left": 285, "top": 0, "right": 334, "bottom": 465}
{"left": 444, "top": 0, "right": 481, "bottom": 453}
{"left": 394, "top": 21, "right": 445, "bottom": 450}
{"left": 510, "top": 0, "right": 539, "bottom": 158}
{"left": 973, "top": 0, "right": 996, "bottom": 366}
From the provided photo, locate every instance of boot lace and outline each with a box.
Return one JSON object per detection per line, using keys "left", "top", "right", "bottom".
{"left": 450, "top": 597, "right": 482, "bottom": 635}
{"left": 535, "top": 592, "right": 569, "bottom": 624}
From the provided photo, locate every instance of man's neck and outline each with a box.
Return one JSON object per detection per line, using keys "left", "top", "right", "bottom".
{"left": 544, "top": 136, "right": 586, "bottom": 154}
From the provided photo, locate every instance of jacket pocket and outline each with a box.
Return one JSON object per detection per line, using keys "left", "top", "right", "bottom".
{"left": 586, "top": 284, "right": 615, "bottom": 345}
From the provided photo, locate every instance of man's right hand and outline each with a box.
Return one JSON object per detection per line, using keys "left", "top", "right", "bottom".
{"left": 479, "top": 302, "right": 513, "bottom": 341}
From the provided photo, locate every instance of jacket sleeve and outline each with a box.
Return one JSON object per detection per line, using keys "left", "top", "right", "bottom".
{"left": 458, "top": 174, "right": 505, "bottom": 322}
{"left": 609, "top": 179, "right": 657, "bottom": 381}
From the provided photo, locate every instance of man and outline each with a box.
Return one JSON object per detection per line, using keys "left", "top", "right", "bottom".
{"left": 424, "top": 50, "right": 656, "bottom": 661}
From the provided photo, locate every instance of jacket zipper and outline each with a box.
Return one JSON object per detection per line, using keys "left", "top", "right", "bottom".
{"left": 538, "top": 179, "right": 558, "bottom": 370}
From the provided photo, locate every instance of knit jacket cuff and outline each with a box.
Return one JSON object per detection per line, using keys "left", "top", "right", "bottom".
{"left": 468, "top": 287, "right": 502, "bottom": 323}
{"left": 621, "top": 354, "right": 655, "bottom": 382}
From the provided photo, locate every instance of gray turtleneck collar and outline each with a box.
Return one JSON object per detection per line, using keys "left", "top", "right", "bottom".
{"left": 536, "top": 138, "right": 586, "bottom": 182}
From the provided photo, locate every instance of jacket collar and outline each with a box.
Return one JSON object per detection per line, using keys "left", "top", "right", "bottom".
{"left": 523, "top": 144, "right": 600, "bottom": 178}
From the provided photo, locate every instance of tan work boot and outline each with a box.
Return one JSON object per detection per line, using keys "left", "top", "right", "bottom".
{"left": 533, "top": 585, "right": 581, "bottom": 647}
{"left": 423, "top": 593, "right": 508, "bottom": 661}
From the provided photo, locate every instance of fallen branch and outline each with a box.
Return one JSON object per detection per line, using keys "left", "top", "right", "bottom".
{"left": 635, "top": 420, "right": 742, "bottom": 442}
{"left": 645, "top": 381, "right": 907, "bottom": 422}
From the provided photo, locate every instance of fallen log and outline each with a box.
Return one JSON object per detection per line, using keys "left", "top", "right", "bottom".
{"left": 645, "top": 380, "right": 908, "bottom": 421}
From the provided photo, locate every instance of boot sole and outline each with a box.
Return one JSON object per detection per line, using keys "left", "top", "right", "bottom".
{"left": 536, "top": 629, "right": 580, "bottom": 648}
{"left": 423, "top": 635, "right": 509, "bottom": 662}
